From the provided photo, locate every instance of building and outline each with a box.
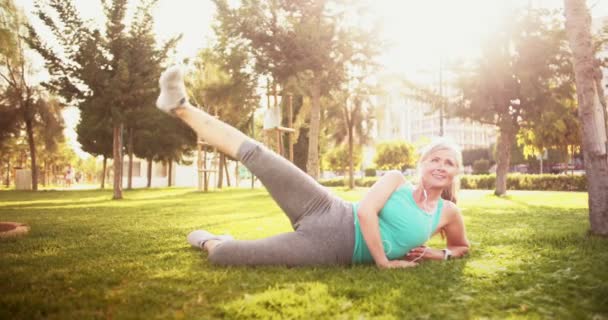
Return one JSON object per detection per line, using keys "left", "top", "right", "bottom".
{"left": 375, "top": 95, "right": 496, "bottom": 150}
{"left": 373, "top": 74, "right": 497, "bottom": 150}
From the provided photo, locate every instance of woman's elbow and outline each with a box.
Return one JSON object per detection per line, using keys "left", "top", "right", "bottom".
{"left": 356, "top": 208, "right": 374, "bottom": 222}
{"left": 458, "top": 241, "right": 471, "bottom": 256}
{"left": 356, "top": 210, "right": 367, "bottom": 221}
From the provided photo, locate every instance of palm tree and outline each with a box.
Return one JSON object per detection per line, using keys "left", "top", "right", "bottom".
{"left": 325, "top": 84, "right": 375, "bottom": 189}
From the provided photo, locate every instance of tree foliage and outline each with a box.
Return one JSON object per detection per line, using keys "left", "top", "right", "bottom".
{"left": 472, "top": 158, "right": 491, "bottom": 175}
{"left": 462, "top": 147, "right": 494, "bottom": 166}
{"left": 187, "top": 46, "right": 259, "bottom": 132}
{"left": 373, "top": 140, "right": 417, "bottom": 171}
{"left": 28, "top": 0, "right": 181, "bottom": 194}
{"left": 564, "top": 0, "right": 608, "bottom": 235}
{"left": 454, "top": 8, "right": 574, "bottom": 195}
{"left": 211, "top": 0, "right": 379, "bottom": 179}
{"left": 0, "top": 0, "right": 67, "bottom": 190}
{"left": 323, "top": 143, "right": 362, "bottom": 175}
{"left": 323, "top": 78, "right": 376, "bottom": 188}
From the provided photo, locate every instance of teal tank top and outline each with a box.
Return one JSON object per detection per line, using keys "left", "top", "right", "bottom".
{"left": 351, "top": 183, "right": 444, "bottom": 264}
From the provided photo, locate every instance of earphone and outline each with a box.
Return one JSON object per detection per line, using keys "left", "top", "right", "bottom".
{"left": 409, "top": 184, "right": 436, "bottom": 262}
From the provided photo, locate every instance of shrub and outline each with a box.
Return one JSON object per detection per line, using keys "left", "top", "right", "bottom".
{"left": 462, "top": 148, "right": 493, "bottom": 166}
{"left": 459, "top": 174, "right": 586, "bottom": 191}
{"left": 374, "top": 141, "right": 417, "bottom": 170}
{"left": 472, "top": 159, "right": 491, "bottom": 174}
{"left": 364, "top": 168, "right": 376, "bottom": 177}
{"left": 459, "top": 174, "right": 495, "bottom": 189}
{"left": 319, "top": 176, "right": 411, "bottom": 188}
{"left": 323, "top": 144, "right": 362, "bottom": 175}
{"left": 321, "top": 174, "right": 586, "bottom": 191}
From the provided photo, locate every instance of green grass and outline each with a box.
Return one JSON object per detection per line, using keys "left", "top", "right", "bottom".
{"left": 1, "top": 188, "right": 607, "bottom": 319}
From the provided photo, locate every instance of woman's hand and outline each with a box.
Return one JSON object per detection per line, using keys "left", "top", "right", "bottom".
{"left": 404, "top": 246, "right": 445, "bottom": 261}
{"left": 377, "top": 260, "right": 418, "bottom": 269}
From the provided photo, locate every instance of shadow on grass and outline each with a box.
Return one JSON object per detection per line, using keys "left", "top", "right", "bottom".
{"left": 2, "top": 189, "right": 605, "bottom": 319}
{"left": 202, "top": 258, "right": 470, "bottom": 319}
{"left": 0, "top": 189, "right": 270, "bottom": 211}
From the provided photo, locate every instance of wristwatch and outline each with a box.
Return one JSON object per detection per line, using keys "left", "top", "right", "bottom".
{"left": 442, "top": 248, "right": 453, "bottom": 260}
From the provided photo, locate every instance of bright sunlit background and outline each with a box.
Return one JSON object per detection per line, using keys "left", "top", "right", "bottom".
{"left": 16, "top": 0, "right": 608, "bottom": 158}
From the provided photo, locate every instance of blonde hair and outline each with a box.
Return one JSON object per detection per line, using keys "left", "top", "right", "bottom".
{"left": 417, "top": 137, "right": 464, "bottom": 204}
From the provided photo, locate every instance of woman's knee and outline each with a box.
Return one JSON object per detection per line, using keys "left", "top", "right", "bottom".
{"left": 236, "top": 140, "right": 262, "bottom": 163}
{"left": 207, "top": 247, "right": 228, "bottom": 265}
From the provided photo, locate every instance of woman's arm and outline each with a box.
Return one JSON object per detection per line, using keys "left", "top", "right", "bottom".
{"left": 405, "top": 202, "right": 470, "bottom": 261}
{"left": 357, "top": 170, "right": 416, "bottom": 269}
{"left": 442, "top": 204, "right": 470, "bottom": 258}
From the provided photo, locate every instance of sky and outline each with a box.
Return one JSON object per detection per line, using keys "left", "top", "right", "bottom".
{"left": 16, "top": 0, "right": 608, "bottom": 159}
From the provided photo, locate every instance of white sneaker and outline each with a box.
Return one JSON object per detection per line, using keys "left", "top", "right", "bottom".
{"left": 156, "top": 65, "right": 189, "bottom": 114}
{"left": 187, "top": 230, "right": 234, "bottom": 249}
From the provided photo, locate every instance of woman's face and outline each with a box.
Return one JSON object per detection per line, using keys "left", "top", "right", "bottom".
{"left": 419, "top": 149, "right": 459, "bottom": 189}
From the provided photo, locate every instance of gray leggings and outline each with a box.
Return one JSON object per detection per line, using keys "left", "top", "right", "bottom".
{"left": 208, "top": 141, "right": 355, "bottom": 266}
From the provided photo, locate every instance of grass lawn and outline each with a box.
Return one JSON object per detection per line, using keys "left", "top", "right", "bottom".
{"left": 1, "top": 187, "right": 607, "bottom": 319}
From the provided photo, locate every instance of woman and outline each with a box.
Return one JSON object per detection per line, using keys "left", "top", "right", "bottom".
{"left": 156, "top": 66, "right": 470, "bottom": 269}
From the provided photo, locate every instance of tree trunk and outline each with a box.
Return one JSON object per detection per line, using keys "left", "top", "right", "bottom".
{"left": 439, "top": 105, "right": 444, "bottom": 137}
{"left": 565, "top": 0, "right": 608, "bottom": 235}
{"left": 494, "top": 121, "right": 514, "bottom": 196}
{"left": 112, "top": 124, "right": 123, "bottom": 199}
{"left": 168, "top": 160, "right": 172, "bottom": 187}
{"left": 25, "top": 118, "right": 38, "bottom": 191}
{"left": 348, "top": 127, "right": 355, "bottom": 190}
{"left": 217, "top": 153, "right": 224, "bottom": 189}
{"left": 570, "top": 146, "right": 575, "bottom": 175}
{"left": 43, "top": 160, "right": 48, "bottom": 186}
{"left": 127, "top": 128, "right": 133, "bottom": 190}
{"left": 101, "top": 156, "right": 107, "bottom": 189}
{"left": 306, "top": 72, "right": 322, "bottom": 180}
{"left": 235, "top": 161, "right": 240, "bottom": 188}
{"left": 539, "top": 151, "right": 544, "bottom": 174}
{"left": 147, "top": 158, "right": 152, "bottom": 188}
{"left": 42, "top": 160, "right": 49, "bottom": 187}
{"left": 5, "top": 161, "right": 10, "bottom": 187}
{"left": 224, "top": 158, "right": 231, "bottom": 187}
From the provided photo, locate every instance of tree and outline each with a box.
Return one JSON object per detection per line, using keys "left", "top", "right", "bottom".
{"left": 0, "top": 0, "right": 18, "bottom": 58}
{"left": 76, "top": 103, "right": 113, "bottom": 188}
{"left": 472, "top": 159, "right": 491, "bottom": 174}
{"left": 186, "top": 40, "right": 259, "bottom": 188}
{"left": 131, "top": 107, "right": 196, "bottom": 188}
{"left": 33, "top": 96, "right": 69, "bottom": 186}
{"left": 213, "top": 0, "right": 378, "bottom": 180}
{"left": 0, "top": 95, "right": 68, "bottom": 187}
{"left": 323, "top": 143, "right": 362, "bottom": 177}
{"left": 517, "top": 98, "right": 580, "bottom": 173}
{"left": 76, "top": 156, "right": 99, "bottom": 184}
{"left": 0, "top": 96, "right": 18, "bottom": 151}
{"left": 454, "top": 8, "right": 572, "bottom": 196}
{"left": 122, "top": 0, "right": 179, "bottom": 189}
{"left": 28, "top": 0, "right": 124, "bottom": 197}
{"left": 0, "top": 123, "right": 19, "bottom": 187}
{"left": 462, "top": 147, "right": 494, "bottom": 166}
{"left": 131, "top": 108, "right": 163, "bottom": 188}
{"left": 324, "top": 82, "right": 375, "bottom": 189}
{"left": 0, "top": 1, "right": 65, "bottom": 191}
{"left": 28, "top": 0, "right": 177, "bottom": 197}
{"left": 564, "top": 0, "right": 608, "bottom": 236}
{"left": 373, "top": 141, "right": 417, "bottom": 171}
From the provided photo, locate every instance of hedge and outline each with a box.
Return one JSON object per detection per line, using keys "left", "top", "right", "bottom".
{"left": 460, "top": 174, "right": 587, "bottom": 191}
{"left": 319, "top": 174, "right": 587, "bottom": 191}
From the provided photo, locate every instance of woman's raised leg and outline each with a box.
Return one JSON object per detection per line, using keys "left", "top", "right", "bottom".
{"left": 157, "top": 66, "right": 337, "bottom": 227}
{"left": 156, "top": 66, "right": 249, "bottom": 159}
